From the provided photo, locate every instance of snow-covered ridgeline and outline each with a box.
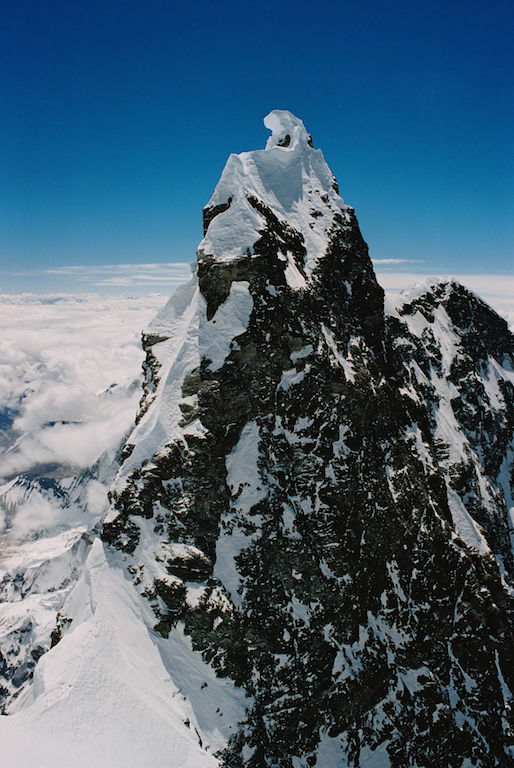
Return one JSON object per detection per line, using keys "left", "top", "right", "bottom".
{"left": 388, "top": 279, "right": 514, "bottom": 556}
{"left": 1, "top": 537, "right": 244, "bottom": 768}
{"left": 109, "top": 269, "right": 254, "bottom": 494}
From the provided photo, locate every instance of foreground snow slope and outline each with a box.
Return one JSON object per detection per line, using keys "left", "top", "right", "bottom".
{"left": 2, "top": 539, "right": 218, "bottom": 768}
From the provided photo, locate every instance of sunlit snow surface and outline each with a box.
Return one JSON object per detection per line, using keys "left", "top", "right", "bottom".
{"left": 110, "top": 269, "right": 255, "bottom": 490}
{"left": 2, "top": 539, "right": 220, "bottom": 768}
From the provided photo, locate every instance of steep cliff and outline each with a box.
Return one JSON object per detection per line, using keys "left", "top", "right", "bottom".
{"left": 102, "top": 111, "right": 514, "bottom": 766}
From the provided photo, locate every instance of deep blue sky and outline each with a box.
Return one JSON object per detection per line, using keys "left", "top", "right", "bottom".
{"left": 1, "top": 0, "right": 513, "bottom": 294}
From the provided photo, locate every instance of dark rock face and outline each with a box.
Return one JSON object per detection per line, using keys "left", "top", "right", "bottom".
{"left": 102, "top": 152, "right": 514, "bottom": 763}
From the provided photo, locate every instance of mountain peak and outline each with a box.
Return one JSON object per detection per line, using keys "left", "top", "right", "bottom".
{"left": 4, "top": 113, "right": 514, "bottom": 768}
{"left": 199, "top": 110, "right": 349, "bottom": 279}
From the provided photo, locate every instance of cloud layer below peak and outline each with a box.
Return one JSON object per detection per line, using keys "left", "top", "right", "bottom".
{"left": 0, "top": 294, "right": 167, "bottom": 483}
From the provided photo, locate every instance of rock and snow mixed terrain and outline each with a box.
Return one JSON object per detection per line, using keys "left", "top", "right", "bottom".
{"left": 2, "top": 111, "right": 514, "bottom": 767}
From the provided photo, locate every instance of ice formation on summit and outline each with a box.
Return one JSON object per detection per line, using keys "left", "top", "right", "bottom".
{"left": 263, "top": 109, "right": 311, "bottom": 148}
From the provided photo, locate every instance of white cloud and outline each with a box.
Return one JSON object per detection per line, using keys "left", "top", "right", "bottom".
{"left": 0, "top": 293, "right": 167, "bottom": 480}
{"left": 86, "top": 480, "right": 110, "bottom": 516}
{"left": 1, "top": 262, "right": 193, "bottom": 294}
{"left": 10, "top": 490, "right": 62, "bottom": 540}
{"left": 1, "top": 386, "right": 141, "bottom": 478}
{"left": 43, "top": 262, "right": 193, "bottom": 287}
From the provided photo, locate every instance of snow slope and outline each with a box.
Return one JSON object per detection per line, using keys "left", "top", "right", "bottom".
{"left": 1, "top": 539, "right": 220, "bottom": 768}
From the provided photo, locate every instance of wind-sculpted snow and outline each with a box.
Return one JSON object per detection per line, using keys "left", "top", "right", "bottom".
{"left": 3, "top": 113, "right": 514, "bottom": 767}
{"left": 199, "top": 109, "right": 348, "bottom": 282}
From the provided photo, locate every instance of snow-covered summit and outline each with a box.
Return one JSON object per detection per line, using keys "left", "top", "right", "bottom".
{"left": 199, "top": 110, "right": 348, "bottom": 275}
{"left": 109, "top": 110, "right": 379, "bottom": 487}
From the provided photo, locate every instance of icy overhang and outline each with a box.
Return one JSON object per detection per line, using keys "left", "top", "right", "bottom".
{"left": 264, "top": 109, "right": 312, "bottom": 150}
